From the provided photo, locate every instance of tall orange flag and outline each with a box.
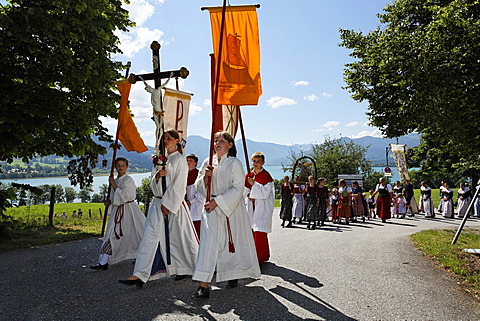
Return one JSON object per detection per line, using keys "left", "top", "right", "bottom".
{"left": 208, "top": 5, "right": 262, "bottom": 106}
{"left": 114, "top": 80, "right": 148, "bottom": 153}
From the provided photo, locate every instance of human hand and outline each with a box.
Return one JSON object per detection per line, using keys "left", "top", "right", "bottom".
{"left": 247, "top": 177, "right": 255, "bottom": 185}
{"left": 204, "top": 200, "right": 218, "bottom": 213}
{"left": 161, "top": 205, "right": 170, "bottom": 219}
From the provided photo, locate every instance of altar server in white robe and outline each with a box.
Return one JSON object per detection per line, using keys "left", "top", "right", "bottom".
{"left": 192, "top": 131, "right": 261, "bottom": 299}
{"left": 90, "top": 157, "right": 146, "bottom": 270}
{"left": 186, "top": 154, "right": 204, "bottom": 237}
{"left": 244, "top": 152, "right": 275, "bottom": 264}
{"left": 119, "top": 130, "right": 198, "bottom": 286}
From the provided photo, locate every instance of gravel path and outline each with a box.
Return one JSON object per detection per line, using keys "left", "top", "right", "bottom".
{"left": 1, "top": 210, "right": 479, "bottom": 320}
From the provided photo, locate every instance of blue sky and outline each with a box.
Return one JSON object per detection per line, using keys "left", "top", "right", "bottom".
{"left": 103, "top": 0, "right": 392, "bottom": 146}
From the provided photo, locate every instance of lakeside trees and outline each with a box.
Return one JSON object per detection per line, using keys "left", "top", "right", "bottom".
{"left": 339, "top": 0, "right": 480, "bottom": 183}
{"left": 0, "top": 0, "right": 133, "bottom": 211}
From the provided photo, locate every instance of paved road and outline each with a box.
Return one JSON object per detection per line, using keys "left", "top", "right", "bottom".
{"left": 1, "top": 210, "right": 479, "bottom": 320}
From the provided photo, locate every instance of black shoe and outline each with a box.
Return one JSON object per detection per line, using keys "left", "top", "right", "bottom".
{"left": 175, "top": 275, "right": 186, "bottom": 281}
{"left": 311, "top": 225, "right": 316, "bottom": 230}
{"left": 286, "top": 222, "right": 292, "bottom": 227}
{"left": 118, "top": 278, "right": 144, "bottom": 288}
{"left": 90, "top": 263, "right": 108, "bottom": 270}
{"left": 194, "top": 286, "right": 210, "bottom": 299}
{"left": 226, "top": 279, "right": 238, "bottom": 289}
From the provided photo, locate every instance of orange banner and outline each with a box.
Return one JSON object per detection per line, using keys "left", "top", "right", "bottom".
{"left": 115, "top": 80, "right": 148, "bottom": 153}
{"left": 208, "top": 5, "right": 262, "bottom": 106}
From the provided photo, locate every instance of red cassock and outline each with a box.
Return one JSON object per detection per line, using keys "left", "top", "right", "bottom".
{"left": 245, "top": 169, "right": 273, "bottom": 264}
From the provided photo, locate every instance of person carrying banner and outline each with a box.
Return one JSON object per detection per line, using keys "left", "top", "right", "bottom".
{"left": 186, "top": 154, "right": 204, "bottom": 237}
{"left": 90, "top": 157, "right": 146, "bottom": 270}
{"left": 279, "top": 176, "right": 294, "bottom": 228}
{"left": 372, "top": 177, "right": 393, "bottom": 223}
{"left": 192, "top": 131, "right": 260, "bottom": 299}
{"left": 119, "top": 130, "right": 198, "bottom": 287}
{"left": 244, "top": 152, "right": 275, "bottom": 264}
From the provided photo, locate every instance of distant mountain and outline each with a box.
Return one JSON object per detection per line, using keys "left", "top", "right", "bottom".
{"left": 2, "top": 134, "right": 420, "bottom": 178}
{"left": 182, "top": 133, "right": 420, "bottom": 167}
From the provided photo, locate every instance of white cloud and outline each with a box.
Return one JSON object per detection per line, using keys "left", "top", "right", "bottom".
{"left": 116, "top": 27, "right": 164, "bottom": 58}
{"left": 304, "top": 94, "right": 319, "bottom": 101}
{"left": 345, "top": 121, "right": 361, "bottom": 127}
{"left": 322, "top": 121, "right": 340, "bottom": 128}
{"left": 189, "top": 102, "right": 203, "bottom": 116}
{"left": 293, "top": 80, "right": 309, "bottom": 86}
{"left": 203, "top": 99, "right": 211, "bottom": 106}
{"left": 348, "top": 129, "right": 383, "bottom": 139}
{"left": 266, "top": 96, "right": 297, "bottom": 109}
{"left": 126, "top": 0, "right": 156, "bottom": 26}
{"left": 100, "top": 116, "right": 117, "bottom": 126}
{"left": 363, "top": 122, "right": 370, "bottom": 127}
{"left": 321, "top": 91, "right": 333, "bottom": 98}
{"left": 313, "top": 128, "right": 325, "bottom": 133}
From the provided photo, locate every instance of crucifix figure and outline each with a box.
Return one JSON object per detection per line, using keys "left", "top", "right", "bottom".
{"left": 128, "top": 41, "right": 189, "bottom": 152}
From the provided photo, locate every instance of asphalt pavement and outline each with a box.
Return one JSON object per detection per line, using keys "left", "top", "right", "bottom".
{"left": 1, "top": 210, "right": 479, "bottom": 321}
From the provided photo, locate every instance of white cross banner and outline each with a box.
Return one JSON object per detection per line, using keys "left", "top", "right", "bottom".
{"left": 163, "top": 88, "right": 193, "bottom": 149}
{"left": 390, "top": 144, "right": 410, "bottom": 181}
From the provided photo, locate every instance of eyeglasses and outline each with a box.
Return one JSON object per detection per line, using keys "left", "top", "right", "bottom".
{"left": 214, "top": 140, "right": 228, "bottom": 144}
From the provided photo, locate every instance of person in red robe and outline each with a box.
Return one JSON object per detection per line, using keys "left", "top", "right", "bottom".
{"left": 244, "top": 152, "right": 275, "bottom": 264}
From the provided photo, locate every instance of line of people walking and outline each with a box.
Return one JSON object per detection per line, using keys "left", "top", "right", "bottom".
{"left": 89, "top": 130, "right": 275, "bottom": 299}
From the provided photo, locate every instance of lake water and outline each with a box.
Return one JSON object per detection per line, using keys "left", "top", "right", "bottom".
{"left": 0, "top": 165, "right": 401, "bottom": 195}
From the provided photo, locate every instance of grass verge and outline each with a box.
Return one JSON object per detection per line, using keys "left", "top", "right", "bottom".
{"left": 411, "top": 228, "right": 480, "bottom": 298}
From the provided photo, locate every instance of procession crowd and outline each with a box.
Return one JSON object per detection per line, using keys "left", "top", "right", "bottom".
{"left": 89, "top": 130, "right": 275, "bottom": 299}
{"left": 87, "top": 130, "right": 479, "bottom": 300}
{"left": 279, "top": 177, "right": 480, "bottom": 227}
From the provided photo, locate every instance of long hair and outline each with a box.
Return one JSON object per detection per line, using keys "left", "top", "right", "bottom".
{"left": 163, "top": 129, "right": 183, "bottom": 154}
{"left": 214, "top": 131, "right": 237, "bottom": 157}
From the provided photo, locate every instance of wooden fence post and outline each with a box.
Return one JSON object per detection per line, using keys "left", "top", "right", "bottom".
{"left": 48, "top": 186, "right": 56, "bottom": 227}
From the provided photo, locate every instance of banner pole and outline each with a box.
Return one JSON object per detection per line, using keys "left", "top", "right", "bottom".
{"left": 238, "top": 108, "right": 250, "bottom": 173}
{"left": 206, "top": 0, "right": 227, "bottom": 202}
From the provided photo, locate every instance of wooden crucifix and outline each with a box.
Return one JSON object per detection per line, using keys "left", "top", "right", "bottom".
{"left": 127, "top": 41, "right": 189, "bottom": 153}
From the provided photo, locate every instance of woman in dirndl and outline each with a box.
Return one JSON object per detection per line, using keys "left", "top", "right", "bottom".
{"left": 279, "top": 176, "right": 294, "bottom": 228}
{"left": 305, "top": 176, "right": 320, "bottom": 230}
{"left": 372, "top": 177, "right": 392, "bottom": 223}
{"left": 337, "top": 179, "right": 352, "bottom": 224}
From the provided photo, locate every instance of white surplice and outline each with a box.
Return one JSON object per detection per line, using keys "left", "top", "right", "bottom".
{"left": 244, "top": 174, "right": 275, "bottom": 233}
{"left": 186, "top": 181, "right": 204, "bottom": 222}
{"left": 192, "top": 155, "right": 261, "bottom": 283}
{"left": 101, "top": 174, "right": 146, "bottom": 265}
{"left": 133, "top": 151, "right": 199, "bottom": 282}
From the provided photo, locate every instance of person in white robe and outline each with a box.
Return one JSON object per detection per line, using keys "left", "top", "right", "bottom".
{"left": 457, "top": 182, "right": 471, "bottom": 218}
{"left": 292, "top": 180, "right": 305, "bottom": 224}
{"left": 420, "top": 181, "right": 435, "bottom": 218}
{"left": 90, "top": 157, "right": 146, "bottom": 270}
{"left": 119, "top": 130, "right": 199, "bottom": 287}
{"left": 192, "top": 131, "right": 261, "bottom": 299}
{"left": 441, "top": 182, "right": 455, "bottom": 218}
{"left": 244, "top": 152, "right": 275, "bottom": 264}
{"left": 186, "top": 154, "right": 204, "bottom": 237}
{"left": 474, "top": 182, "right": 480, "bottom": 218}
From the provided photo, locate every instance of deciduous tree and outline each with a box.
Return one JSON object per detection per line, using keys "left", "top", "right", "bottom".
{"left": 340, "top": 0, "right": 480, "bottom": 181}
